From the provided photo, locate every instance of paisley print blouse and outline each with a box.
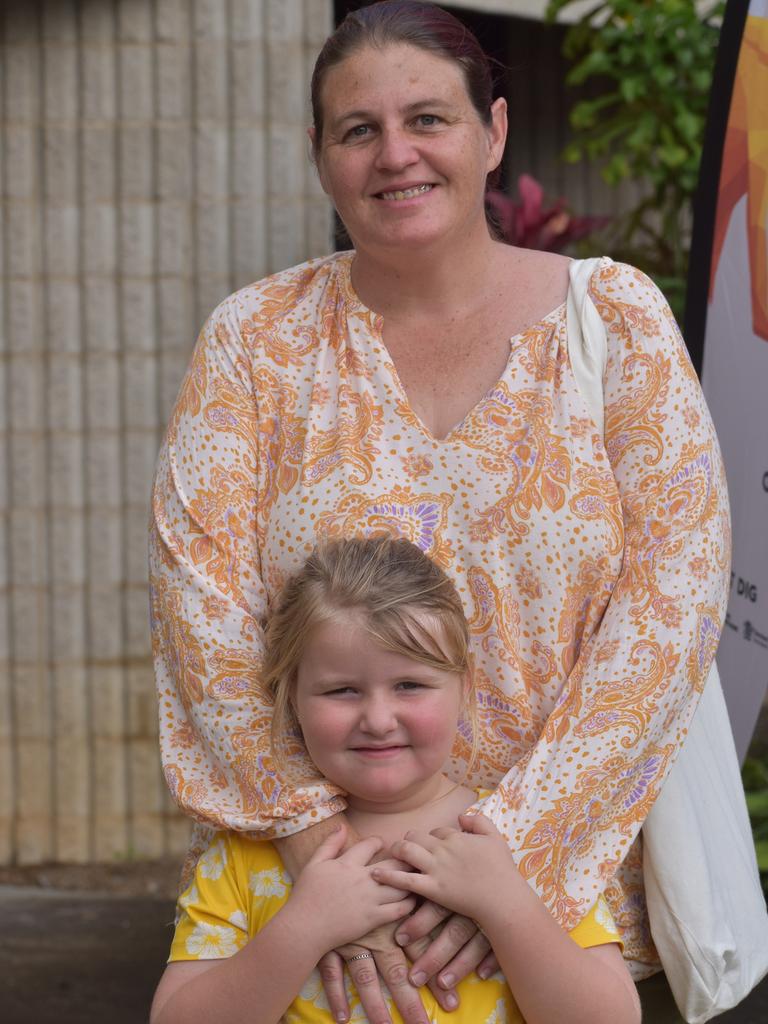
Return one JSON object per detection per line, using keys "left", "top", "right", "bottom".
{"left": 150, "top": 252, "right": 730, "bottom": 973}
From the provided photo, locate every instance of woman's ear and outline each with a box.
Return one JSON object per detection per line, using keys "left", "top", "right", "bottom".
{"left": 486, "top": 96, "right": 508, "bottom": 173}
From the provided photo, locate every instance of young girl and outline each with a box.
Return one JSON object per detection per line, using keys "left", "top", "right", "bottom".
{"left": 150, "top": 538, "right": 640, "bottom": 1024}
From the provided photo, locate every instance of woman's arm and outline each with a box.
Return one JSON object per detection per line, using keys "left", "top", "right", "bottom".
{"left": 377, "top": 815, "right": 641, "bottom": 1024}
{"left": 151, "top": 829, "right": 416, "bottom": 1024}
{"left": 473, "top": 262, "right": 730, "bottom": 931}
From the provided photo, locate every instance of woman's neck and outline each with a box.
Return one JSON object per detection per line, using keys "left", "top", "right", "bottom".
{"left": 350, "top": 231, "right": 509, "bottom": 321}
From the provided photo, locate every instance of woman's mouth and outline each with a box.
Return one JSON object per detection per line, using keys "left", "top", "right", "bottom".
{"left": 377, "top": 184, "right": 434, "bottom": 201}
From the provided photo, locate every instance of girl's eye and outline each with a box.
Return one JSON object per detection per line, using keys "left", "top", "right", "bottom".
{"left": 397, "top": 680, "right": 425, "bottom": 691}
{"left": 325, "top": 686, "right": 357, "bottom": 696}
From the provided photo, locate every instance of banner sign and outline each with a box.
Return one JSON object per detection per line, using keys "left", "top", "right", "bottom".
{"left": 687, "top": 0, "right": 768, "bottom": 759}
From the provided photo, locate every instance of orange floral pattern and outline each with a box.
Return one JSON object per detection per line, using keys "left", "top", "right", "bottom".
{"left": 150, "top": 253, "right": 729, "bottom": 973}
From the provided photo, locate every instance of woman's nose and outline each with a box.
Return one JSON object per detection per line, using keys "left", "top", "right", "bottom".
{"left": 374, "top": 128, "right": 419, "bottom": 172}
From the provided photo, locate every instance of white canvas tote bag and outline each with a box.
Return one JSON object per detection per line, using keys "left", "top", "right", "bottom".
{"left": 566, "top": 257, "right": 768, "bottom": 1022}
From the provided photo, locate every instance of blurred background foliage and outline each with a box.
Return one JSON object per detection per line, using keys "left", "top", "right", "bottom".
{"left": 545, "top": 0, "right": 726, "bottom": 319}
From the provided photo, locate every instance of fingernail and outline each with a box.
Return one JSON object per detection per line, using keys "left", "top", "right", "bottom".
{"left": 395, "top": 931, "right": 409, "bottom": 946}
{"left": 336, "top": 1014, "right": 348, "bottom": 1023}
{"left": 477, "top": 967, "right": 489, "bottom": 980}
{"left": 445, "top": 994, "right": 458, "bottom": 1009}
{"left": 410, "top": 971, "right": 426, "bottom": 987}
{"left": 440, "top": 973, "right": 455, "bottom": 989}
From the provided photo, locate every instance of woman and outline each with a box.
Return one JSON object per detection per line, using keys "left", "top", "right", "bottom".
{"left": 150, "top": 3, "right": 729, "bottom": 1023}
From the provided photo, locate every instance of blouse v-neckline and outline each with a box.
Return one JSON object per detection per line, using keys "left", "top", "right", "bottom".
{"left": 339, "top": 253, "right": 568, "bottom": 444}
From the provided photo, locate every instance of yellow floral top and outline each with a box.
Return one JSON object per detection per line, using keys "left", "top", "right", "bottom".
{"left": 150, "top": 253, "right": 730, "bottom": 970}
{"left": 169, "top": 832, "right": 622, "bottom": 1024}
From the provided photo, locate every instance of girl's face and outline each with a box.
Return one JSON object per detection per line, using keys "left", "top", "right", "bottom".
{"left": 311, "top": 43, "right": 507, "bottom": 257}
{"left": 294, "top": 612, "right": 465, "bottom": 814}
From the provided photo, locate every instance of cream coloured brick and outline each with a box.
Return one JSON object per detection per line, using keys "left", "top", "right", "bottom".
{"left": 92, "top": 721, "right": 130, "bottom": 859}
{"left": 193, "top": 0, "right": 228, "bottom": 41}
{"left": 50, "top": 584, "right": 87, "bottom": 657}
{"left": 82, "top": 126, "right": 117, "bottom": 202}
{"left": 268, "top": 123, "right": 305, "bottom": 197}
{"left": 43, "top": 125, "right": 78, "bottom": 200}
{"left": 117, "top": 0, "right": 153, "bottom": 43}
{"left": 47, "top": 354, "right": 83, "bottom": 433}
{"left": 157, "top": 278, "right": 197, "bottom": 352}
{"left": 125, "top": 583, "right": 151, "bottom": 658}
{"left": 118, "top": 44, "right": 154, "bottom": 121}
{"left": 53, "top": 714, "right": 92, "bottom": 863}
{"left": 266, "top": 0, "right": 302, "bottom": 42}
{"left": 166, "top": 808, "right": 193, "bottom": 857}
{"left": 3, "top": 4, "right": 40, "bottom": 46}
{"left": 195, "top": 122, "right": 229, "bottom": 200}
{"left": 156, "top": 0, "right": 191, "bottom": 45}
{"left": 123, "top": 353, "right": 159, "bottom": 430}
{"left": 119, "top": 201, "right": 154, "bottom": 277}
{"left": 194, "top": 41, "right": 229, "bottom": 120}
{"left": 304, "top": 0, "right": 333, "bottom": 46}
{"left": 231, "top": 42, "right": 266, "bottom": 123}
{"left": 44, "top": 204, "right": 80, "bottom": 278}
{"left": 232, "top": 125, "right": 266, "bottom": 199}
{"left": 126, "top": 505, "right": 152, "bottom": 587}
{"left": 49, "top": 432, "right": 86, "bottom": 511}
{"left": 9, "top": 432, "right": 46, "bottom": 511}
{"left": 195, "top": 201, "right": 230, "bottom": 276}
{"left": 267, "top": 42, "right": 305, "bottom": 123}
{"left": 86, "top": 432, "right": 123, "bottom": 508}
{"left": 48, "top": 519, "right": 86, "bottom": 597}
{"left": 43, "top": 44, "right": 78, "bottom": 121}
{"left": 83, "top": 280, "right": 119, "bottom": 352}
{"left": 9, "top": 352, "right": 45, "bottom": 433}
{"left": 42, "top": 1, "right": 78, "bottom": 44}
{"left": 8, "top": 279, "right": 44, "bottom": 353}
{"left": 120, "top": 278, "right": 156, "bottom": 352}
{"left": 81, "top": 45, "right": 117, "bottom": 121}
{"left": 232, "top": 0, "right": 265, "bottom": 41}
{"left": 157, "top": 203, "right": 193, "bottom": 275}
{"left": 16, "top": 722, "right": 54, "bottom": 863}
{"left": 268, "top": 198, "right": 305, "bottom": 273}
{"left": 91, "top": 664, "right": 126, "bottom": 737}
{"left": 83, "top": 203, "right": 118, "bottom": 276}
{"left": 4, "top": 126, "right": 38, "bottom": 201}
{"left": 156, "top": 44, "right": 192, "bottom": 120}
{"left": 80, "top": 0, "right": 115, "bottom": 44}
{"left": 10, "top": 582, "right": 48, "bottom": 658}
{"left": 157, "top": 122, "right": 193, "bottom": 200}
{"left": 0, "top": 360, "right": 7, "bottom": 435}
{"left": 125, "top": 430, "right": 162, "bottom": 509}
{"left": 87, "top": 586, "right": 124, "bottom": 663}
{"left": 6, "top": 203, "right": 41, "bottom": 278}
{"left": 4, "top": 46, "right": 41, "bottom": 124}
{"left": 84, "top": 353, "right": 121, "bottom": 430}
{"left": 232, "top": 199, "right": 267, "bottom": 282}
{"left": 47, "top": 281, "right": 83, "bottom": 353}
{"left": 118, "top": 122, "right": 153, "bottom": 200}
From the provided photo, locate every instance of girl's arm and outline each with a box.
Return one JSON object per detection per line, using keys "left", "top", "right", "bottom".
{"left": 376, "top": 815, "right": 641, "bottom": 1024}
{"left": 151, "top": 828, "right": 416, "bottom": 1024}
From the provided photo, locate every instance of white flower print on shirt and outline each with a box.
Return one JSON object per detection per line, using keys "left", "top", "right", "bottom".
{"left": 198, "top": 840, "right": 227, "bottom": 881}
{"left": 249, "top": 866, "right": 289, "bottom": 898}
{"left": 185, "top": 921, "right": 240, "bottom": 958}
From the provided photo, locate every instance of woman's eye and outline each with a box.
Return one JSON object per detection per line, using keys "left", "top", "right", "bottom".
{"left": 416, "top": 114, "right": 440, "bottom": 128}
{"left": 346, "top": 124, "right": 370, "bottom": 140}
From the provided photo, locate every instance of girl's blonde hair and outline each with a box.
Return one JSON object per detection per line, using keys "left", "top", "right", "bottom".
{"left": 263, "top": 536, "right": 476, "bottom": 770}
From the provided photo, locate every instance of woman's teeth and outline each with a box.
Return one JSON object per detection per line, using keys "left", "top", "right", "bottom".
{"left": 379, "top": 184, "right": 433, "bottom": 201}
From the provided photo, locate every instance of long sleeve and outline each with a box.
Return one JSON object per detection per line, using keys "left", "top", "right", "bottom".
{"left": 478, "top": 262, "right": 731, "bottom": 927}
{"left": 150, "top": 295, "right": 346, "bottom": 838}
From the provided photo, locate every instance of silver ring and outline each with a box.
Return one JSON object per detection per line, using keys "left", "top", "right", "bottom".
{"left": 347, "top": 952, "right": 374, "bottom": 962}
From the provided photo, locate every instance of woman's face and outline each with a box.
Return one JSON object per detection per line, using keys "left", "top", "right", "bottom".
{"left": 311, "top": 43, "right": 507, "bottom": 256}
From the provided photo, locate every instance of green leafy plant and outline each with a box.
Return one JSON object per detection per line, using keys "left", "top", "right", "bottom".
{"left": 546, "top": 0, "right": 725, "bottom": 317}
{"left": 742, "top": 755, "right": 768, "bottom": 900}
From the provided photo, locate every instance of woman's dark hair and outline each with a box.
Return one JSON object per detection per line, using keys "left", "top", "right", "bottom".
{"left": 311, "top": 2, "right": 497, "bottom": 159}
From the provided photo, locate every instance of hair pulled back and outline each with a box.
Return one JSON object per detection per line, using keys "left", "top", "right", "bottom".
{"left": 311, "top": 1, "right": 496, "bottom": 151}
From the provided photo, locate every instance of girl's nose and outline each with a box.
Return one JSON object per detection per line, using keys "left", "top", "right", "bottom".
{"left": 360, "top": 694, "right": 397, "bottom": 735}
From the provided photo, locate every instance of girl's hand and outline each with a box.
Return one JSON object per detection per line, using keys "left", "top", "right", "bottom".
{"left": 374, "top": 814, "right": 522, "bottom": 926}
{"left": 292, "top": 826, "right": 416, "bottom": 951}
